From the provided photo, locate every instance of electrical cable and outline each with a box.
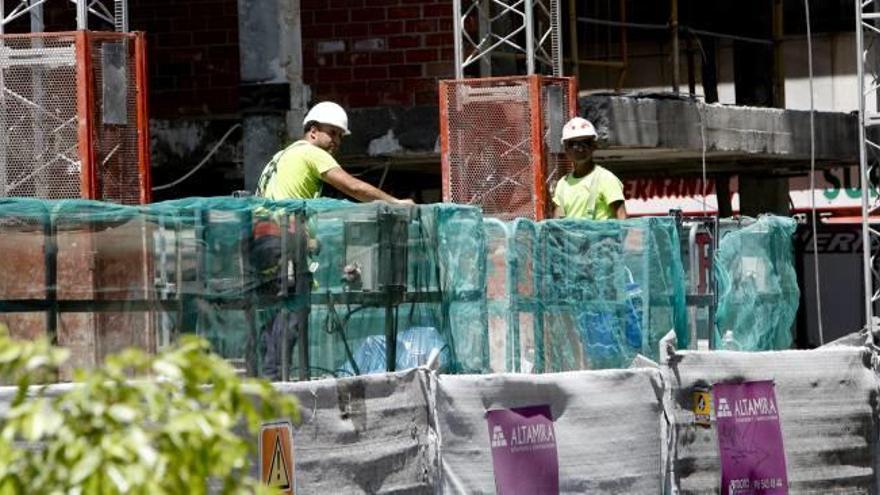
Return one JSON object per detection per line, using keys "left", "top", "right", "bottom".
{"left": 151, "top": 123, "right": 242, "bottom": 192}
{"left": 804, "top": 0, "right": 825, "bottom": 345}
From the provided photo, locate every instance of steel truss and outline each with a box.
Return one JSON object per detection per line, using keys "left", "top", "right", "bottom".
{"left": 453, "top": 0, "right": 562, "bottom": 78}
{"left": 857, "top": 0, "right": 880, "bottom": 333}
{"left": 0, "top": 0, "right": 127, "bottom": 33}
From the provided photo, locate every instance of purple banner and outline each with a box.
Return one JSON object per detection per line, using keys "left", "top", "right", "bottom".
{"left": 713, "top": 381, "right": 788, "bottom": 495}
{"left": 486, "top": 405, "right": 559, "bottom": 495}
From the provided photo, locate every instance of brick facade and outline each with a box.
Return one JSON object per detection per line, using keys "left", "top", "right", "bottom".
{"left": 131, "top": 0, "right": 240, "bottom": 118}
{"left": 12, "top": 0, "right": 242, "bottom": 119}
{"left": 301, "top": 0, "right": 454, "bottom": 108}
{"left": 10, "top": 0, "right": 451, "bottom": 116}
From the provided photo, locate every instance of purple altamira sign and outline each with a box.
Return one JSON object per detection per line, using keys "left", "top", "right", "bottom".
{"left": 486, "top": 405, "right": 559, "bottom": 495}
{"left": 713, "top": 380, "right": 788, "bottom": 495}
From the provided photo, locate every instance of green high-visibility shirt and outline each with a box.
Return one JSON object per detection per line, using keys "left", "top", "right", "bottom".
{"left": 552, "top": 165, "right": 625, "bottom": 220}
{"left": 256, "top": 140, "right": 341, "bottom": 199}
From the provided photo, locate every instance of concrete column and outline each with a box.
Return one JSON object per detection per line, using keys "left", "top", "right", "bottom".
{"left": 739, "top": 173, "right": 790, "bottom": 217}
{"left": 280, "top": 0, "right": 308, "bottom": 143}
{"left": 238, "top": 0, "right": 307, "bottom": 191}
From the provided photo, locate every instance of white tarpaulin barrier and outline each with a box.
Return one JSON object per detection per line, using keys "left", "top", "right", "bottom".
{"left": 430, "top": 369, "right": 668, "bottom": 494}
{"left": 264, "top": 369, "right": 435, "bottom": 494}
{"left": 667, "top": 345, "right": 879, "bottom": 493}
{"left": 2, "top": 340, "right": 880, "bottom": 493}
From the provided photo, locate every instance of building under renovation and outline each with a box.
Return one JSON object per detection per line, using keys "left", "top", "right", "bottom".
{"left": 2, "top": 0, "right": 880, "bottom": 492}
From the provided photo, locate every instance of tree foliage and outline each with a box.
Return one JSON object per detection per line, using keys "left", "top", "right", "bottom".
{"left": 0, "top": 329, "right": 299, "bottom": 494}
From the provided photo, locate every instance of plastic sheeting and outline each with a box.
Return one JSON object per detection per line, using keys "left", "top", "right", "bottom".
{"left": 0, "top": 197, "right": 802, "bottom": 378}
{"left": 667, "top": 345, "right": 878, "bottom": 493}
{"left": 0, "top": 198, "right": 488, "bottom": 379}
{"left": 265, "top": 369, "right": 435, "bottom": 494}
{"left": 306, "top": 201, "right": 487, "bottom": 377}
{"left": 431, "top": 370, "right": 668, "bottom": 494}
{"left": 714, "top": 215, "right": 799, "bottom": 350}
{"left": 0, "top": 339, "right": 878, "bottom": 493}
{"left": 485, "top": 216, "right": 688, "bottom": 372}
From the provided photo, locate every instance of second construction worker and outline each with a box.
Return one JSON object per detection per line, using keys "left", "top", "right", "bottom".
{"left": 553, "top": 117, "right": 627, "bottom": 220}
{"left": 256, "top": 101, "right": 412, "bottom": 204}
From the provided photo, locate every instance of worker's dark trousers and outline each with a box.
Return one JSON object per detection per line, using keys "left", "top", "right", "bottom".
{"left": 252, "top": 234, "right": 298, "bottom": 381}
{"left": 259, "top": 310, "right": 300, "bottom": 381}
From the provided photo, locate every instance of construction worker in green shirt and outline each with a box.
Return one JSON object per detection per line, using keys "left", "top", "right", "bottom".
{"left": 253, "top": 101, "right": 412, "bottom": 379}
{"left": 256, "top": 101, "right": 412, "bottom": 204}
{"left": 553, "top": 117, "right": 627, "bottom": 220}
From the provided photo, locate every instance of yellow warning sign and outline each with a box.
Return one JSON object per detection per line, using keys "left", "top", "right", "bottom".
{"left": 693, "top": 390, "right": 711, "bottom": 427}
{"left": 260, "top": 421, "right": 295, "bottom": 494}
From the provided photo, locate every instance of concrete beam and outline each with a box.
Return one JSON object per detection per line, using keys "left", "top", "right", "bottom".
{"left": 332, "top": 95, "right": 863, "bottom": 182}
{"left": 581, "top": 94, "right": 860, "bottom": 175}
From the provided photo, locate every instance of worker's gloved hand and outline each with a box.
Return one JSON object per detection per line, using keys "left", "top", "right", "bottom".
{"left": 394, "top": 198, "right": 416, "bottom": 205}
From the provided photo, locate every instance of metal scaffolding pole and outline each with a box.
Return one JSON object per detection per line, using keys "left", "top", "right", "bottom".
{"left": 76, "top": 0, "right": 87, "bottom": 29}
{"left": 31, "top": 0, "right": 47, "bottom": 197}
{"left": 856, "top": 0, "right": 880, "bottom": 333}
{"left": 453, "top": 0, "right": 562, "bottom": 77}
{"left": 114, "top": 0, "right": 127, "bottom": 32}
{"left": 0, "top": 0, "right": 126, "bottom": 32}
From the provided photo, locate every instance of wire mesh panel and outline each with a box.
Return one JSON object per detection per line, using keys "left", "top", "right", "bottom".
{"left": 440, "top": 75, "right": 576, "bottom": 220}
{"left": 89, "top": 32, "right": 149, "bottom": 205}
{"left": 0, "top": 33, "right": 81, "bottom": 198}
{"left": 0, "top": 31, "right": 149, "bottom": 204}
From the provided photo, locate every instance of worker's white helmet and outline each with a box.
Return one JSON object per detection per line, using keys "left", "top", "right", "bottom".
{"left": 303, "top": 101, "right": 351, "bottom": 135}
{"left": 561, "top": 117, "right": 598, "bottom": 144}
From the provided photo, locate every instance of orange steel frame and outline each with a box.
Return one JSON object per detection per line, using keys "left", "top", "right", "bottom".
{"left": 4, "top": 30, "right": 152, "bottom": 203}
{"left": 134, "top": 33, "right": 152, "bottom": 204}
{"left": 75, "top": 31, "right": 98, "bottom": 199}
{"left": 439, "top": 75, "right": 577, "bottom": 220}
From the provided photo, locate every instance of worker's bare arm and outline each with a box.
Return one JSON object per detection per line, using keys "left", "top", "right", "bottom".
{"left": 322, "top": 167, "right": 413, "bottom": 204}
{"left": 611, "top": 200, "right": 627, "bottom": 220}
{"left": 553, "top": 206, "right": 565, "bottom": 219}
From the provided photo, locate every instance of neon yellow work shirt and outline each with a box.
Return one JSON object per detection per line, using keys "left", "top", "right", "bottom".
{"left": 256, "top": 140, "right": 341, "bottom": 199}
{"left": 552, "top": 165, "right": 625, "bottom": 220}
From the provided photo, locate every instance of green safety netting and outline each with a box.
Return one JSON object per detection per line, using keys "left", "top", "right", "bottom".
{"left": 486, "top": 216, "right": 688, "bottom": 371}
{"left": 0, "top": 197, "right": 797, "bottom": 378}
{"left": 0, "top": 197, "right": 488, "bottom": 378}
{"left": 713, "top": 215, "right": 799, "bottom": 351}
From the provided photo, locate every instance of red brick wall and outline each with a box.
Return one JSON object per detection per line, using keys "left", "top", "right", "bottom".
{"left": 301, "top": 0, "right": 455, "bottom": 108}
{"left": 22, "top": 0, "right": 450, "bottom": 116}
{"left": 22, "top": 0, "right": 240, "bottom": 118}
{"left": 131, "top": 0, "right": 241, "bottom": 118}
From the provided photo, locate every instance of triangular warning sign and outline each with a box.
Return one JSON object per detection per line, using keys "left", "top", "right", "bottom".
{"left": 267, "top": 433, "right": 291, "bottom": 489}
{"left": 260, "top": 421, "right": 294, "bottom": 494}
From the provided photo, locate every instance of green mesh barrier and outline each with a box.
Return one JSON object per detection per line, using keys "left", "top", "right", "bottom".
{"left": 486, "top": 216, "right": 688, "bottom": 371}
{"left": 305, "top": 201, "right": 487, "bottom": 376}
{"left": 0, "top": 197, "right": 488, "bottom": 378}
{"left": 0, "top": 197, "right": 794, "bottom": 377}
{"left": 714, "top": 215, "right": 799, "bottom": 351}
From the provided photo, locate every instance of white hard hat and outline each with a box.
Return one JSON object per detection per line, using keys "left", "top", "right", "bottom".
{"left": 303, "top": 101, "right": 351, "bottom": 135}
{"left": 561, "top": 117, "right": 597, "bottom": 144}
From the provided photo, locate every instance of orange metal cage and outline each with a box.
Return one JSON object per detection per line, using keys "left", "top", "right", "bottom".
{"left": 0, "top": 31, "right": 151, "bottom": 204}
{"left": 439, "top": 75, "right": 577, "bottom": 220}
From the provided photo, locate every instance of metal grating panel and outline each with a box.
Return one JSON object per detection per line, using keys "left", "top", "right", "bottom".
{"left": 90, "top": 34, "right": 141, "bottom": 205}
{"left": 444, "top": 78, "right": 535, "bottom": 220}
{"left": 441, "top": 76, "right": 575, "bottom": 220}
{"left": 0, "top": 34, "right": 81, "bottom": 199}
{"left": 0, "top": 32, "right": 148, "bottom": 204}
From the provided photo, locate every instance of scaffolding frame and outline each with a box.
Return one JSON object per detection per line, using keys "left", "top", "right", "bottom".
{"left": 453, "top": 0, "right": 563, "bottom": 78}
{"left": 0, "top": 0, "right": 127, "bottom": 33}
{"left": 857, "top": 0, "right": 880, "bottom": 333}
